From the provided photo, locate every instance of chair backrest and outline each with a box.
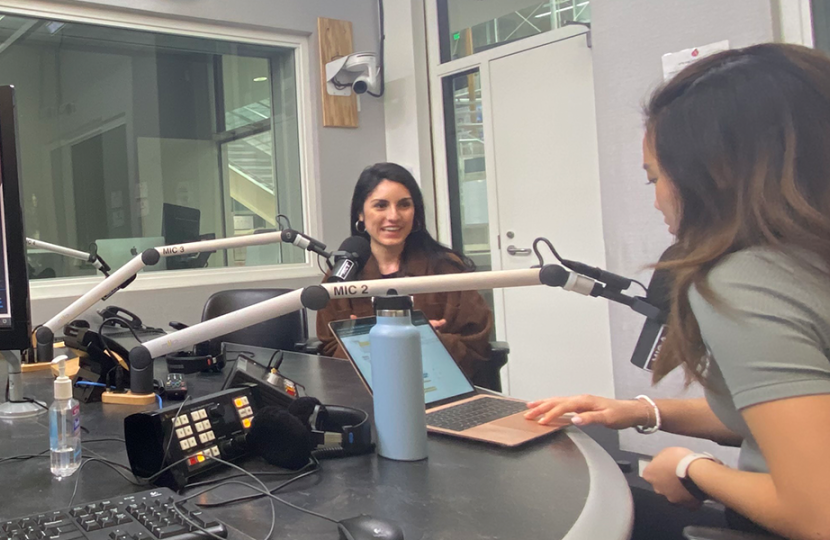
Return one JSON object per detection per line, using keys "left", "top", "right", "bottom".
{"left": 201, "top": 288, "right": 308, "bottom": 355}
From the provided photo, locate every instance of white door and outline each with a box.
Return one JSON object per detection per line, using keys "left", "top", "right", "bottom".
{"left": 428, "top": 26, "right": 614, "bottom": 400}
{"left": 486, "top": 33, "right": 613, "bottom": 400}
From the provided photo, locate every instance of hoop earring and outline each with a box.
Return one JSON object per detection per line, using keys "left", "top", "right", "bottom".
{"left": 355, "top": 220, "right": 366, "bottom": 233}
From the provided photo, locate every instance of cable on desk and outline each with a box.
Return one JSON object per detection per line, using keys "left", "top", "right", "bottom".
{"left": 68, "top": 457, "right": 144, "bottom": 508}
{"left": 174, "top": 462, "right": 277, "bottom": 540}
{"left": 201, "top": 456, "right": 336, "bottom": 524}
{"left": 184, "top": 458, "right": 317, "bottom": 489}
{"left": 194, "top": 456, "right": 321, "bottom": 508}
{"left": 0, "top": 449, "right": 50, "bottom": 465}
{"left": 83, "top": 437, "right": 127, "bottom": 444}
{"left": 159, "top": 396, "right": 191, "bottom": 474}
{"left": 4, "top": 378, "right": 48, "bottom": 411}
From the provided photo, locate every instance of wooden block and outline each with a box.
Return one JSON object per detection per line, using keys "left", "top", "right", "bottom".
{"left": 47, "top": 356, "right": 81, "bottom": 378}
{"left": 21, "top": 362, "right": 54, "bottom": 373}
{"left": 318, "top": 17, "right": 359, "bottom": 128}
{"left": 22, "top": 343, "right": 78, "bottom": 373}
{"left": 102, "top": 391, "right": 157, "bottom": 406}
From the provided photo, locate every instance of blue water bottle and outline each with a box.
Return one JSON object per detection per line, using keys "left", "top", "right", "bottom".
{"left": 370, "top": 296, "right": 427, "bottom": 461}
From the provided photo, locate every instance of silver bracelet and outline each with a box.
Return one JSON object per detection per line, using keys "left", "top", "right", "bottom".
{"left": 634, "top": 394, "right": 661, "bottom": 434}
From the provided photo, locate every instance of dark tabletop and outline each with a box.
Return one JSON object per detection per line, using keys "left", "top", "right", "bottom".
{"left": 0, "top": 346, "right": 632, "bottom": 540}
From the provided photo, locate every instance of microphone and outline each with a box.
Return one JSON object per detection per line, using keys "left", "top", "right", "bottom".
{"left": 326, "top": 236, "right": 372, "bottom": 283}
{"left": 540, "top": 265, "right": 662, "bottom": 320}
{"left": 559, "top": 258, "right": 633, "bottom": 291}
{"left": 281, "top": 229, "right": 331, "bottom": 258}
{"left": 630, "top": 246, "right": 676, "bottom": 371}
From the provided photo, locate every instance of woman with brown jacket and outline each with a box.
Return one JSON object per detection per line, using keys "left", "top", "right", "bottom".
{"left": 315, "top": 162, "right": 493, "bottom": 385}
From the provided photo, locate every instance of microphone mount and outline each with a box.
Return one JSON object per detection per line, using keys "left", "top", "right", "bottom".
{"left": 34, "top": 230, "right": 291, "bottom": 366}
{"left": 127, "top": 263, "right": 662, "bottom": 400}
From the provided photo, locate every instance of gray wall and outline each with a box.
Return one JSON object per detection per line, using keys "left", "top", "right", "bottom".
{"left": 591, "top": 0, "right": 775, "bottom": 458}
{"left": 27, "top": 0, "right": 387, "bottom": 331}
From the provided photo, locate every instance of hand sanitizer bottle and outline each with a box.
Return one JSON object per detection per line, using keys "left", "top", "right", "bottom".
{"left": 50, "top": 355, "right": 81, "bottom": 478}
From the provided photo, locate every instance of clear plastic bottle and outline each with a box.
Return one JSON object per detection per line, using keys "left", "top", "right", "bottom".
{"left": 370, "top": 296, "right": 427, "bottom": 461}
{"left": 49, "top": 355, "right": 81, "bottom": 478}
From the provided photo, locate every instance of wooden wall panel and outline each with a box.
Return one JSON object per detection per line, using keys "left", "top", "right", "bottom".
{"left": 317, "top": 17, "right": 359, "bottom": 128}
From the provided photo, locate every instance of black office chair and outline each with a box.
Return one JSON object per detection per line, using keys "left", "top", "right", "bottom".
{"left": 201, "top": 288, "right": 320, "bottom": 356}
{"left": 476, "top": 341, "right": 509, "bottom": 392}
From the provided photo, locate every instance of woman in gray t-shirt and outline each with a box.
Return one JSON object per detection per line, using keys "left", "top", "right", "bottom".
{"left": 527, "top": 43, "right": 830, "bottom": 540}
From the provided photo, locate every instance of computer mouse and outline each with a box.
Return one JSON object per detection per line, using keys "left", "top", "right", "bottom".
{"left": 337, "top": 515, "right": 404, "bottom": 540}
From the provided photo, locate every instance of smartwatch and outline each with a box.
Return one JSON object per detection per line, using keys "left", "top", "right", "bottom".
{"left": 675, "top": 452, "right": 721, "bottom": 501}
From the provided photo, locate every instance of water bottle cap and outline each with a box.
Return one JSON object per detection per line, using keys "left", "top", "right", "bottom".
{"left": 373, "top": 295, "right": 413, "bottom": 313}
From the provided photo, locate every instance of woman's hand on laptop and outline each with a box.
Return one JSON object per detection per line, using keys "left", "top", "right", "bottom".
{"left": 524, "top": 395, "right": 649, "bottom": 429}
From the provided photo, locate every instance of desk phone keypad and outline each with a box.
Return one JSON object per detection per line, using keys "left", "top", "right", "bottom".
{"left": 426, "top": 397, "right": 528, "bottom": 432}
{"left": 0, "top": 487, "right": 226, "bottom": 540}
{"left": 169, "top": 396, "right": 253, "bottom": 472}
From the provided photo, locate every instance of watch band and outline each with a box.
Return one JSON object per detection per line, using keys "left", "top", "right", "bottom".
{"left": 675, "top": 452, "right": 720, "bottom": 501}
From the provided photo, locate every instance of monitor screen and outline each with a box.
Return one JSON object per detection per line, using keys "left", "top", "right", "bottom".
{"left": 332, "top": 312, "right": 475, "bottom": 406}
{"left": 161, "top": 203, "right": 200, "bottom": 246}
{"left": 0, "top": 86, "right": 32, "bottom": 351}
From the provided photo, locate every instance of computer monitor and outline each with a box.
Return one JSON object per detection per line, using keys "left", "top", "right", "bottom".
{"left": 161, "top": 203, "right": 200, "bottom": 246}
{"left": 0, "top": 86, "right": 31, "bottom": 351}
{"left": 0, "top": 85, "right": 42, "bottom": 419}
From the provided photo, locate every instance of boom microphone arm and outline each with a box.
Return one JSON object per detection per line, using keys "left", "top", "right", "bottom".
{"left": 34, "top": 231, "right": 287, "bottom": 365}
{"left": 26, "top": 238, "right": 112, "bottom": 275}
{"left": 128, "top": 265, "right": 659, "bottom": 396}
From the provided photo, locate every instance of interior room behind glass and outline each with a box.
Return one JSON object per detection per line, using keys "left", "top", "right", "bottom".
{"left": 0, "top": 14, "right": 305, "bottom": 279}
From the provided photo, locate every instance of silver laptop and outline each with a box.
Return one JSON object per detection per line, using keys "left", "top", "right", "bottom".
{"left": 330, "top": 312, "right": 568, "bottom": 447}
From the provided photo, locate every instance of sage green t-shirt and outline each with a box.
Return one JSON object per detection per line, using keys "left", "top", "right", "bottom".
{"left": 689, "top": 248, "right": 830, "bottom": 473}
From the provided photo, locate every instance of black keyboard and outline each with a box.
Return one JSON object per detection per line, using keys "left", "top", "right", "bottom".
{"left": 426, "top": 397, "right": 528, "bottom": 432}
{"left": 1, "top": 487, "right": 227, "bottom": 540}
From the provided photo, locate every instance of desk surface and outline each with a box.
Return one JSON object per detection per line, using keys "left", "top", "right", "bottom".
{"left": 0, "top": 346, "right": 632, "bottom": 540}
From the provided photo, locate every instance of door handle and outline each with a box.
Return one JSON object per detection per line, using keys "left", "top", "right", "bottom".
{"left": 506, "top": 245, "right": 532, "bottom": 256}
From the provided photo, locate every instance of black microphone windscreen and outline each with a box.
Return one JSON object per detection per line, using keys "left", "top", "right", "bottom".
{"left": 338, "top": 236, "right": 372, "bottom": 267}
{"left": 247, "top": 406, "right": 314, "bottom": 470}
{"left": 645, "top": 244, "right": 680, "bottom": 321}
{"left": 630, "top": 245, "right": 679, "bottom": 371}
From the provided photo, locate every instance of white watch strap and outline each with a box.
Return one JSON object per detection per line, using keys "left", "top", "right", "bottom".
{"left": 675, "top": 452, "right": 719, "bottom": 478}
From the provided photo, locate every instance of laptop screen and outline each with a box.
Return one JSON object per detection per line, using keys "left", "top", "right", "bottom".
{"left": 331, "top": 312, "right": 476, "bottom": 406}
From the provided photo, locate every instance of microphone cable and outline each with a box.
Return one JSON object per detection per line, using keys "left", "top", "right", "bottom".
{"left": 531, "top": 236, "right": 649, "bottom": 294}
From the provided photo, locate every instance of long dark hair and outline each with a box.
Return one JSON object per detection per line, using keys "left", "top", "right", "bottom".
{"left": 645, "top": 43, "right": 830, "bottom": 384}
{"left": 350, "top": 162, "right": 473, "bottom": 272}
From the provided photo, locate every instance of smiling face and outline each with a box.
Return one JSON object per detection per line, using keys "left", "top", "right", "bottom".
{"left": 359, "top": 179, "right": 415, "bottom": 250}
{"left": 643, "top": 134, "right": 680, "bottom": 236}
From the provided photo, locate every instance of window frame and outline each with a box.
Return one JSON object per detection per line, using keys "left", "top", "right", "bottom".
{"left": 0, "top": 0, "right": 321, "bottom": 300}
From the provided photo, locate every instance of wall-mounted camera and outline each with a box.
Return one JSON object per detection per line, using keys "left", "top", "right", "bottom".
{"left": 325, "top": 52, "right": 381, "bottom": 97}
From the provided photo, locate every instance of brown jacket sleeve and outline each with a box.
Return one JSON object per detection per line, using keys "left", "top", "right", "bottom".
{"left": 409, "top": 255, "right": 492, "bottom": 381}
{"left": 315, "top": 295, "right": 351, "bottom": 359}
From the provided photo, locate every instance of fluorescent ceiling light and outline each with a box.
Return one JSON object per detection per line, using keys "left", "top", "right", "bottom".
{"left": 253, "top": 77, "right": 268, "bottom": 82}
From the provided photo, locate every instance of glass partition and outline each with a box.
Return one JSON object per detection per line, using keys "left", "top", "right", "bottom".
{"left": 438, "top": 0, "right": 591, "bottom": 63}
{"left": 0, "top": 14, "right": 304, "bottom": 279}
{"left": 813, "top": 0, "right": 830, "bottom": 54}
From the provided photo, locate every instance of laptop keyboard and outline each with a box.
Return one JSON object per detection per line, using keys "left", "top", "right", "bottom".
{"left": 426, "top": 397, "right": 528, "bottom": 432}
{"left": 0, "top": 487, "right": 226, "bottom": 540}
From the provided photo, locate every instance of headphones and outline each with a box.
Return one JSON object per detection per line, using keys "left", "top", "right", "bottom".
{"left": 246, "top": 396, "right": 374, "bottom": 470}
{"left": 164, "top": 322, "right": 225, "bottom": 374}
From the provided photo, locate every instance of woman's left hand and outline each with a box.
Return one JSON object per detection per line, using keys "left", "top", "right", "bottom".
{"left": 642, "top": 447, "right": 701, "bottom": 509}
